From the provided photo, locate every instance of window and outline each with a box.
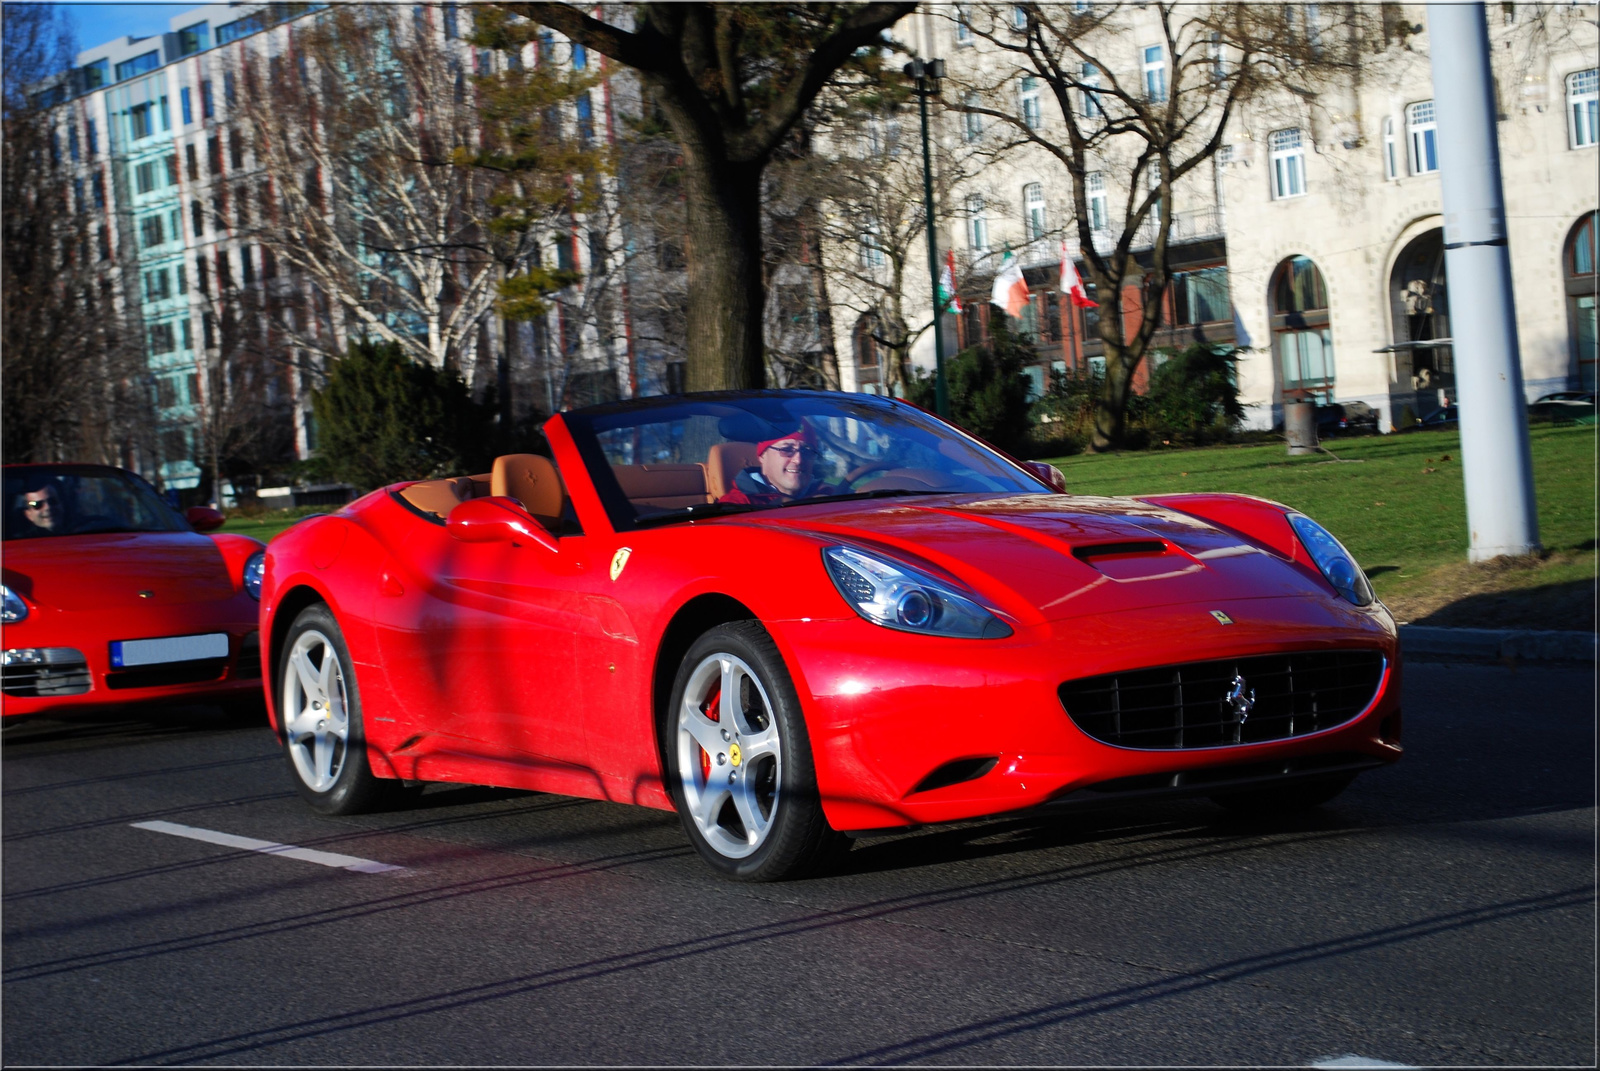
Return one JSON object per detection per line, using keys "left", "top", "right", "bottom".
{"left": 1019, "top": 76, "right": 1042, "bottom": 129}
{"left": 1208, "top": 32, "right": 1226, "bottom": 81}
{"left": 176, "top": 263, "right": 187, "bottom": 295}
{"left": 1270, "top": 127, "right": 1306, "bottom": 199}
{"left": 86, "top": 118, "right": 97, "bottom": 155}
{"left": 1080, "top": 63, "right": 1102, "bottom": 118}
{"left": 236, "top": 185, "right": 249, "bottom": 227}
{"left": 1143, "top": 45, "right": 1166, "bottom": 102}
{"left": 186, "top": 143, "right": 198, "bottom": 181}
{"left": 74, "top": 177, "right": 84, "bottom": 213}
{"left": 139, "top": 215, "right": 165, "bottom": 249}
{"left": 443, "top": 2, "right": 458, "bottom": 38}
{"left": 159, "top": 95, "right": 170, "bottom": 131}
{"left": 92, "top": 173, "right": 105, "bottom": 208}
{"left": 135, "top": 160, "right": 159, "bottom": 194}
{"left": 1012, "top": 5, "right": 1028, "bottom": 29}
{"left": 82, "top": 59, "right": 108, "bottom": 90}
{"left": 1382, "top": 116, "right": 1399, "bottom": 179}
{"left": 962, "top": 92, "right": 983, "bottom": 142}
{"left": 181, "top": 319, "right": 193, "bottom": 350}
{"left": 576, "top": 92, "right": 594, "bottom": 142}
{"left": 145, "top": 268, "right": 170, "bottom": 301}
{"left": 954, "top": 5, "right": 972, "bottom": 45}
{"left": 859, "top": 219, "right": 886, "bottom": 267}
{"left": 1172, "top": 266, "right": 1231, "bottom": 325}
{"left": 129, "top": 103, "right": 152, "bottom": 140}
{"left": 241, "top": 245, "right": 255, "bottom": 285}
{"left": 967, "top": 195, "right": 989, "bottom": 252}
{"left": 201, "top": 80, "right": 214, "bottom": 119}
{"left": 223, "top": 71, "right": 236, "bottom": 106}
{"left": 196, "top": 256, "right": 209, "bottom": 295}
{"left": 68, "top": 126, "right": 79, "bottom": 161}
{"left": 148, "top": 322, "right": 176, "bottom": 356}
{"left": 217, "top": 249, "right": 232, "bottom": 289}
{"left": 1272, "top": 256, "right": 1335, "bottom": 400}
{"left": 572, "top": 43, "right": 586, "bottom": 69}
{"left": 181, "top": 87, "right": 193, "bottom": 124}
{"left": 1086, "top": 172, "right": 1108, "bottom": 230}
{"left": 1406, "top": 101, "right": 1437, "bottom": 174}
{"left": 1024, "top": 182, "right": 1046, "bottom": 241}
{"left": 216, "top": 14, "right": 263, "bottom": 45}
{"left": 209, "top": 136, "right": 223, "bottom": 175}
{"left": 115, "top": 51, "right": 160, "bottom": 82}
{"left": 1569, "top": 69, "right": 1598, "bottom": 149}
{"left": 1567, "top": 212, "right": 1598, "bottom": 389}
{"left": 165, "top": 154, "right": 178, "bottom": 185}
{"left": 177, "top": 21, "right": 208, "bottom": 55}
{"left": 229, "top": 132, "right": 244, "bottom": 169}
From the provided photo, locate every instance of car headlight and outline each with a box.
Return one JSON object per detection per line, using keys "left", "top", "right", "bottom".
{"left": 823, "top": 545, "right": 1012, "bottom": 639}
{"left": 243, "top": 550, "right": 265, "bottom": 600}
{"left": 1287, "top": 513, "right": 1373, "bottom": 606}
{"left": 1, "top": 584, "right": 28, "bottom": 624}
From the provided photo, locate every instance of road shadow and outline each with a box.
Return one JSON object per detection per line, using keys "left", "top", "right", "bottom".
{"left": 1412, "top": 576, "right": 1595, "bottom": 630}
{"left": 1, "top": 701, "right": 272, "bottom": 755}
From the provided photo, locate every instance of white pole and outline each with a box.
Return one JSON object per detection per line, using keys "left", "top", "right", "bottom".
{"left": 1426, "top": 1, "right": 1541, "bottom": 561}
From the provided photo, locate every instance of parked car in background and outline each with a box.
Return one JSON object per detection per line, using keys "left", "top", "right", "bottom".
{"left": 1315, "top": 401, "right": 1380, "bottom": 437}
{"left": 1395, "top": 404, "right": 1458, "bottom": 433}
{"left": 1528, "top": 390, "right": 1596, "bottom": 423}
{"left": 1, "top": 464, "right": 267, "bottom": 717}
{"left": 262, "top": 390, "right": 1401, "bottom": 881}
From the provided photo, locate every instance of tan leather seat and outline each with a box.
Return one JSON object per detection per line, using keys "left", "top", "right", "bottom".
{"left": 491, "top": 454, "right": 564, "bottom": 522}
{"left": 612, "top": 463, "right": 709, "bottom": 510}
{"left": 399, "top": 476, "right": 473, "bottom": 520}
{"left": 706, "top": 442, "right": 760, "bottom": 500}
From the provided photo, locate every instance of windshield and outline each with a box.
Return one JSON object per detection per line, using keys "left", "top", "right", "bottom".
{"left": 2, "top": 465, "right": 189, "bottom": 540}
{"left": 563, "top": 391, "right": 1050, "bottom": 532}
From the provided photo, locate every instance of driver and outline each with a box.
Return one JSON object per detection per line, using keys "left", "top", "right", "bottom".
{"left": 14, "top": 482, "right": 62, "bottom": 536}
{"left": 718, "top": 424, "right": 835, "bottom": 505}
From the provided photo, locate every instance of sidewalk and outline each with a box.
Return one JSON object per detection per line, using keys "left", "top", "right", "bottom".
{"left": 1399, "top": 625, "right": 1597, "bottom": 665}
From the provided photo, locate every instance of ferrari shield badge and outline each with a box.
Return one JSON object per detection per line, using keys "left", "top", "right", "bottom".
{"left": 609, "top": 546, "right": 632, "bottom": 582}
{"left": 1209, "top": 610, "right": 1234, "bottom": 625}
{"left": 728, "top": 742, "right": 742, "bottom": 767}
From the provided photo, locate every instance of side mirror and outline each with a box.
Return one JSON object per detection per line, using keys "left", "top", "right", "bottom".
{"left": 1023, "top": 461, "right": 1068, "bottom": 494}
{"left": 186, "top": 506, "right": 227, "bottom": 531}
{"left": 447, "top": 496, "right": 558, "bottom": 552}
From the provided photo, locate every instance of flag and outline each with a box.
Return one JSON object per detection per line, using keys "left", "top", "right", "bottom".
{"left": 990, "top": 250, "right": 1029, "bottom": 318}
{"left": 938, "top": 250, "right": 964, "bottom": 314}
{"left": 1060, "top": 241, "right": 1098, "bottom": 309}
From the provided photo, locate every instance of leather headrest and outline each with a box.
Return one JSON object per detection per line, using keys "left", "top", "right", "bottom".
{"left": 491, "top": 454, "right": 564, "bottom": 520}
{"left": 706, "top": 442, "right": 760, "bottom": 500}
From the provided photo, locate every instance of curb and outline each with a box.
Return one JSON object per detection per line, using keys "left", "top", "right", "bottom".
{"left": 1398, "top": 625, "right": 1597, "bottom": 665}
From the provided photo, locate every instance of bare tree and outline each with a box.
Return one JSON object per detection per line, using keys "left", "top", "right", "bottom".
{"left": 958, "top": 2, "right": 1377, "bottom": 449}
{"left": 504, "top": 2, "right": 916, "bottom": 391}
{"left": 2, "top": 3, "right": 152, "bottom": 464}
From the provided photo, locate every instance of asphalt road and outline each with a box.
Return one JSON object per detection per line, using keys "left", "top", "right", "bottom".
{"left": 3, "top": 661, "right": 1593, "bottom": 1067}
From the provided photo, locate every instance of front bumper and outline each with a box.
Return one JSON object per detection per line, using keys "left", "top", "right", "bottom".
{"left": 774, "top": 597, "right": 1402, "bottom": 833}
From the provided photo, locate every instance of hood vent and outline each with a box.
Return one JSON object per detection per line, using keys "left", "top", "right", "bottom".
{"left": 1072, "top": 540, "right": 1167, "bottom": 562}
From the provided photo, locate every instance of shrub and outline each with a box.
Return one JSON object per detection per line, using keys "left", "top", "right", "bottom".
{"left": 907, "top": 318, "right": 1033, "bottom": 457}
{"left": 1143, "top": 344, "right": 1244, "bottom": 445}
{"left": 311, "top": 338, "right": 498, "bottom": 491}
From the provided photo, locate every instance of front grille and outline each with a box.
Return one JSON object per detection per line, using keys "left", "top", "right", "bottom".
{"left": 2, "top": 648, "right": 91, "bottom": 697}
{"left": 1059, "top": 649, "right": 1385, "bottom": 750}
{"left": 106, "top": 659, "right": 229, "bottom": 690}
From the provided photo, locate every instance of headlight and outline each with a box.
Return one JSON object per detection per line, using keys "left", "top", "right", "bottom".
{"left": 1, "top": 585, "right": 28, "bottom": 624}
{"left": 823, "top": 545, "right": 1012, "bottom": 639}
{"left": 1287, "top": 513, "right": 1373, "bottom": 606}
{"left": 243, "top": 550, "right": 266, "bottom": 600}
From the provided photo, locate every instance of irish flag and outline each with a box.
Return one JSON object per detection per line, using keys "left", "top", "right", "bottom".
{"left": 1060, "top": 241, "right": 1098, "bottom": 309}
{"left": 938, "top": 250, "right": 964, "bottom": 314}
{"left": 990, "top": 251, "right": 1029, "bottom": 318}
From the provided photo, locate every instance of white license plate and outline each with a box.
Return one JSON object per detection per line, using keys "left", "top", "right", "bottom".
{"left": 110, "top": 632, "right": 230, "bottom": 668}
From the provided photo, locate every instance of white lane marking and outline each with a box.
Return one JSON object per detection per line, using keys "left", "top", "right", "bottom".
{"left": 1312, "top": 1056, "right": 1418, "bottom": 1069}
{"left": 131, "top": 821, "right": 404, "bottom": 874}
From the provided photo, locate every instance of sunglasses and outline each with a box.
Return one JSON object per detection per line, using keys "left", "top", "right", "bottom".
{"left": 24, "top": 497, "right": 57, "bottom": 510}
{"left": 767, "top": 444, "right": 818, "bottom": 460}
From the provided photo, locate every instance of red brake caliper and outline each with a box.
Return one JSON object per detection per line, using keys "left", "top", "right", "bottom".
{"left": 699, "top": 686, "right": 721, "bottom": 783}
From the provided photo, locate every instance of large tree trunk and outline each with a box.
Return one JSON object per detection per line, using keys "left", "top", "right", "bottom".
{"left": 1092, "top": 341, "right": 1138, "bottom": 451}
{"left": 683, "top": 157, "right": 766, "bottom": 391}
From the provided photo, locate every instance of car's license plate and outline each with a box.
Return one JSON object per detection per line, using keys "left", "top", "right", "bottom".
{"left": 110, "top": 632, "right": 230, "bottom": 668}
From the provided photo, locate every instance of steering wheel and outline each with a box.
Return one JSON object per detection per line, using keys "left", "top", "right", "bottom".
{"left": 842, "top": 462, "right": 897, "bottom": 491}
{"left": 69, "top": 514, "right": 122, "bottom": 534}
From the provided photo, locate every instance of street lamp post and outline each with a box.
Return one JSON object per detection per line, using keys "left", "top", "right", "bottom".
{"left": 904, "top": 57, "right": 949, "bottom": 418}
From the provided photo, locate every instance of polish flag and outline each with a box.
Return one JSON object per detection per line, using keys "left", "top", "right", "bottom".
{"left": 938, "top": 250, "right": 964, "bottom": 314}
{"left": 990, "top": 251, "right": 1029, "bottom": 318}
{"left": 1060, "top": 241, "right": 1098, "bottom": 309}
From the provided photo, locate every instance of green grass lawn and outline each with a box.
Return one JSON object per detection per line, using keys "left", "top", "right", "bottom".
{"left": 1043, "top": 423, "right": 1596, "bottom": 626}
{"left": 216, "top": 505, "right": 331, "bottom": 545}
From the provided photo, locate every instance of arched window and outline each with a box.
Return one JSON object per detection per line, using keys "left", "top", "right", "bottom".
{"left": 1271, "top": 256, "right": 1335, "bottom": 401}
{"left": 852, "top": 314, "right": 883, "bottom": 394}
{"left": 1567, "top": 212, "right": 1598, "bottom": 390}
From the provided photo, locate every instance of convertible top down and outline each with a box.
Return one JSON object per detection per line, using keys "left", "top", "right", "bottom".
{"left": 260, "top": 391, "right": 1400, "bottom": 880}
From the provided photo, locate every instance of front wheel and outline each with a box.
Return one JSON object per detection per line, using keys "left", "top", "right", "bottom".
{"left": 277, "top": 604, "right": 398, "bottom": 815}
{"left": 665, "top": 621, "right": 847, "bottom": 881}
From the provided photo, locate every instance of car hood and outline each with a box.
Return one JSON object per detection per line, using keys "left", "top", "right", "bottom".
{"left": 733, "top": 493, "right": 1336, "bottom": 624}
{"left": 1, "top": 532, "right": 237, "bottom": 611}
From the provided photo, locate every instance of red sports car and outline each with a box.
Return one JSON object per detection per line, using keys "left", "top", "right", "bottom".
{"left": 260, "top": 391, "right": 1401, "bottom": 881}
{"left": 2, "top": 464, "right": 267, "bottom": 717}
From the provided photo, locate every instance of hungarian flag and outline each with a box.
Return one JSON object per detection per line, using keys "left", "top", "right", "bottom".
{"left": 990, "top": 250, "right": 1029, "bottom": 318}
{"left": 938, "top": 250, "right": 964, "bottom": 314}
{"left": 1060, "top": 241, "right": 1098, "bottom": 309}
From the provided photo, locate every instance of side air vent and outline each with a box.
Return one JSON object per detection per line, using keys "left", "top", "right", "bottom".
{"left": 910, "top": 756, "right": 998, "bottom": 795}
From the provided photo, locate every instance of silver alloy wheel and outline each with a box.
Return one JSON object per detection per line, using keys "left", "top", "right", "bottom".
{"left": 675, "top": 652, "right": 783, "bottom": 859}
{"left": 281, "top": 628, "right": 350, "bottom": 793}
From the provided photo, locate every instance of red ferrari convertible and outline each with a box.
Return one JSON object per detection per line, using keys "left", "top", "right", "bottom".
{"left": 2, "top": 464, "right": 267, "bottom": 717}
{"left": 260, "top": 391, "right": 1401, "bottom": 880}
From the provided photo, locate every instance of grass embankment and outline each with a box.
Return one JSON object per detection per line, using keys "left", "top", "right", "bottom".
{"left": 217, "top": 505, "right": 331, "bottom": 545}
{"left": 1043, "top": 423, "right": 1596, "bottom": 629}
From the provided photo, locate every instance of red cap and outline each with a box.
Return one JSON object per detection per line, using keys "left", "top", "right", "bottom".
{"left": 755, "top": 425, "right": 816, "bottom": 456}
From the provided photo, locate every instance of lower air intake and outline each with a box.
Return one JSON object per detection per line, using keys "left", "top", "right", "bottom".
{"left": 1059, "top": 649, "right": 1385, "bottom": 750}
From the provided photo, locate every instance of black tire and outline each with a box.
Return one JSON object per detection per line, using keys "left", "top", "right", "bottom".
{"left": 1210, "top": 772, "right": 1356, "bottom": 816}
{"left": 664, "top": 621, "right": 848, "bottom": 881}
{"left": 277, "top": 603, "right": 398, "bottom": 815}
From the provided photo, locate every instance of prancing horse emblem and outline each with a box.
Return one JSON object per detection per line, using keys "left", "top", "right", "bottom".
{"left": 1223, "top": 674, "right": 1256, "bottom": 723}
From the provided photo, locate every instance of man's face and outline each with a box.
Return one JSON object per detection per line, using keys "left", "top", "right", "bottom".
{"left": 21, "top": 485, "right": 59, "bottom": 531}
{"left": 759, "top": 438, "right": 816, "bottom": 497}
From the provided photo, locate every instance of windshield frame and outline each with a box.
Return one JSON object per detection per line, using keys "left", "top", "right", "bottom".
{"left": 561, "top": 390, "right": 1051, "bottom": 533}
{"left": 2, "top": 464, "right": 192, "bottom": 541}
